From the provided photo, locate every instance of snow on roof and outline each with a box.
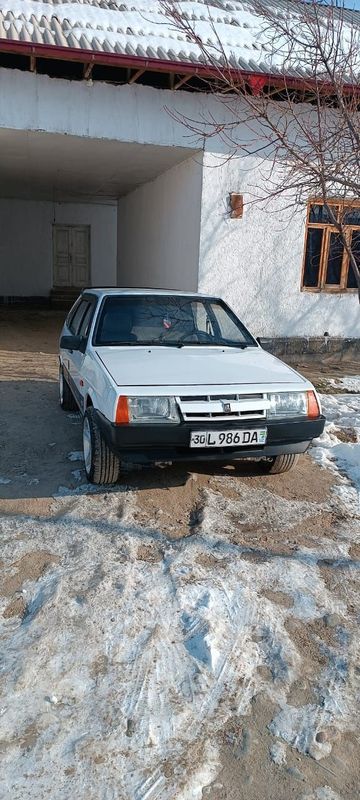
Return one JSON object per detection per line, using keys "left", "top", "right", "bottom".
{"left": 0, "top": 0, "right": 358, "bottom": 78}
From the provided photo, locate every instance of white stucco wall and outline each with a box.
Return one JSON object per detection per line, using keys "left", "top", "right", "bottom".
{"left": 0, "top": 68, "right": 203, "bottom": 150}
{"left": 198, "top": 152, "right": 360, "bottom": 338}
{"left": 0, "top": 199, "right": 117, "bottom": 296}
{"left": 117, "top": 156, "right": 203, "bottom": 291}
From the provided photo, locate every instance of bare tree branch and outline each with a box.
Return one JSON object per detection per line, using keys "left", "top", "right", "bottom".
{"left": 160, "top": 0, "right": 360, "bottom": 299}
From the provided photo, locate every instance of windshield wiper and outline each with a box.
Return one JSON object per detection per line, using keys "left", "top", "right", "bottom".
{"left": 220, "top": 342, "right": 252, "bottom": 349}
{"left": 96, "top": 340, "right": 185, "bottom": 348}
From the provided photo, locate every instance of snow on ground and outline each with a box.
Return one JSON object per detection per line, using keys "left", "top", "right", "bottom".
{"left": 328, "top": 377, "right": 360, "bottom": 394}
{"left": 1, "top": 392, "right": 360, "bottom": 799}
{"left": 312, "top": 393, "right": 360, "bottom": 497}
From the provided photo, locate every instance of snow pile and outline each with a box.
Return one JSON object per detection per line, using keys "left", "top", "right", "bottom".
{"left": 329, "top": 376, "right": 360, "bottom": 393}
{"left": 311, "top": 393, "right": 360, "bottom": 495}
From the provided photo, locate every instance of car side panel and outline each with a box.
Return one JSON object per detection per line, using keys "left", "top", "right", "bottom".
{"left": 80, "top": 350, "right": 118, "bottom": 420}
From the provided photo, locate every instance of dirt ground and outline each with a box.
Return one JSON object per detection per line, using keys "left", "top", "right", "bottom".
{"left": 0, "top": 307, "right": 359, "bottom": 800}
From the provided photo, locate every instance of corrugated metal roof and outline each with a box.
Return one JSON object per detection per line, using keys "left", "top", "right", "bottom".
{"left": 0, "top": 0, "right": 358, "bottom": 78}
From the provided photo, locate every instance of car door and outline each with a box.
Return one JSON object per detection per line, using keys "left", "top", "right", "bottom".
{"left": 64, "top": 297, "right": 96, "bottom": 410}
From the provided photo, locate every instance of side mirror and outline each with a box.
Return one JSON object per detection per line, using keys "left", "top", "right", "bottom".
{"left": 60, "top": 334, "right": 85, "bottom": 352}
{"left": 256, "top": 336, "right": 262, "bottom": 346}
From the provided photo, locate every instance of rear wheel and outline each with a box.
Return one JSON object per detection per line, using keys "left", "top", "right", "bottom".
{"left": 83, "top": 407, "right": 120, "bottom": 485}
{"left": 262, "top": 453, "right": 300, "bottom": 474}
{"left": 59, "top": 365, "right": 77, "bottom": 411}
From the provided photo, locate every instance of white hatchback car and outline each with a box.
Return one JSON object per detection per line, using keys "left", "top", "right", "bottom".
{"left": 59, "top": 288, "right": 325, "bottom": 484}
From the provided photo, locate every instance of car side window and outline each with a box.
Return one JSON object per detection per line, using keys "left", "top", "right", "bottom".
{"left": 69, "top": 300, "right": 90, "bottom": 335}
{"left": 66, "top": 299, "right": 81, "bottom": 330}
{"left": 78, "top": 301, "right": 96, "bottom": 339}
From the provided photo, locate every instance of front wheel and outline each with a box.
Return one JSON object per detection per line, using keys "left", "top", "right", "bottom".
{"left": 262, "top": 453, "right": 300, "bottom": 474}
{"left": 83, "top": 408, "right": 120, "bottom": 485}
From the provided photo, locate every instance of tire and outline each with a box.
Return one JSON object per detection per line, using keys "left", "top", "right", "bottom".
{"left": 83, "top": 407, "right": 120, "bottom": 485}
{"left": 59, "top": 365, "right": 78, "bottom": 411}
{"left": 262, "top": 453, "right": 300, "bottom": 474}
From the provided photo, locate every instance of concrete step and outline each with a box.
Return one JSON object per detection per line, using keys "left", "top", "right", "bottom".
{"left": 50, "top": 287, "right": 80, "bottom": 309}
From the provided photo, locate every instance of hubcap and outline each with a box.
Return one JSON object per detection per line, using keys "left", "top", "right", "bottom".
{"left": 83, "top": 417, "right": 92, "bottom": 474}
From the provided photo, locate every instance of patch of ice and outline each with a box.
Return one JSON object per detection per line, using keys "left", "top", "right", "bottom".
{"left": 67, "top": 451, "right": 84, "bottom": 462}
{"left": 269, "top": 741, "right": 287, "bottom": 765}
{"left": 0, "top": 476, "right": 11, "bottom": 484}
{"left": 270, "top": 630, "right": 355, "bottom": 762}
{"left": 53, "top": 483, "right": 99, "bottom": 498}
{"left": 179, "top": 743, "right": 219, "bottom": 799}
{"left": 301, "top": 788, "right": 342, "bottom": 800}
{"left": 71, "top": 469, "right": 83, "bottom": 482}
{"left": 269, "top": 704, "right": 333, "bottom": 760}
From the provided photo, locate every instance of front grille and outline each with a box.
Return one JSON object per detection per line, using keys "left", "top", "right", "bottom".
{"left": 178, "top": 393, "right": 270, "bottom": 422}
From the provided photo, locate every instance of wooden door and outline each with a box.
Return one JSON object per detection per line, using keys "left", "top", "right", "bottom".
{"left": 53, "top": 225, "right": 90, "bottom": 288}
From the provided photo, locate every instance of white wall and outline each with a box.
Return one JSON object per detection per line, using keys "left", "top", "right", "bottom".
{"left": 0, "top": 199, "right": 117, "bottom": 296}
{"left": 0, "top": 68, "right": 204, "bottom": 150}
{"left": 198, "top": 152, "right": 360, "bottom": 338}
{"left": 117, "top": 156, "right": 203, "bottom": 291}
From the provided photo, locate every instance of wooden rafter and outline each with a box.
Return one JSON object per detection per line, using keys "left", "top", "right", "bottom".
{"left": 83, "top": 62, "right": 93, "bottom": 80}
{"left": 128, "top": 67, "right": 146, "bottom": 84}
{"left": 173, "top": 74, "right": 193, "bottom": 90}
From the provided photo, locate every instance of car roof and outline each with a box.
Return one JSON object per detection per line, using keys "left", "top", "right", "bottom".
{"left": 82, "top": 287, "right": 219, "bottom": 300}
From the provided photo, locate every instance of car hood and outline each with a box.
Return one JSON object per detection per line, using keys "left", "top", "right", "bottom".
{"left": 95, "top": 346, "right": 306, "bottom": 388}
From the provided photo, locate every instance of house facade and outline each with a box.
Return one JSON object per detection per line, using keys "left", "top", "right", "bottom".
{"left": 0, "top": 0, "right": 359, "bottom": 340}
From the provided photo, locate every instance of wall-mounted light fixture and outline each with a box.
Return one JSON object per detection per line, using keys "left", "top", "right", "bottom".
{"left": 229, "top": 193, "right": 244, "bottom": 219}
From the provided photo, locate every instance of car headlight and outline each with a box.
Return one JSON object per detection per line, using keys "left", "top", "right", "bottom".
{"left": 127, "top": 396, "right": 180, "bottom": 424}
{"left": 267, "top": 391, "right": 308, "bottom": 418}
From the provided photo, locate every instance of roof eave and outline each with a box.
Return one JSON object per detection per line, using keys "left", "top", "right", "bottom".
{"left": 0, "top": 38, "right": 357, "bottom": 94}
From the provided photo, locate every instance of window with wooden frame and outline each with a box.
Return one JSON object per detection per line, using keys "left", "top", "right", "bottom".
{"left": 301, "top": 200, "right": 359, "bottom": 292}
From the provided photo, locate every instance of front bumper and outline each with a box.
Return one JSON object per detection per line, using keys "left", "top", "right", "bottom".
{"left": 94, "top": 411, "right": 326, "bottom": 464}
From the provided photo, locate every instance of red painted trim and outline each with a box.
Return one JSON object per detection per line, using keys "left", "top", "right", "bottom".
{"left": 0, "top": 37, "right": 358, "bottom": 93}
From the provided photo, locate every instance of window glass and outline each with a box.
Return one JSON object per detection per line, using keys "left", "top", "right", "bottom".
{"left": 309, "top": 204, "right": 338, "bottom": 224}
{"left": 349, "top": 231, "right": 360, "bottom": 288}
{"left": 303, "top": 228, "right": 323, "bottom": 287}
{"left": 78, "top": 302, "right": 95, "bottom": 338}
{"left": 94, "top": 295, "right": 255, "bottom": 347}
{"left": 66, "top": 298, "right": 81, "bottom": 329}
{"left": 191, "top": 301, "right": 215, "bottom": 336}
{"left": 343, "top": 207, "right": 360, "bottom": 226}
{"left": 325, "top": 233, "right": 344, "bottom": 285}
{"left": 69, "top": 300, "right": 89, "bottom": 335}
{"left": 210, "top": 302, "right": 246, "bottom": 342}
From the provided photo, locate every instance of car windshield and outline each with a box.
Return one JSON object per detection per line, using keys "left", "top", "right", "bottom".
{"left": 94, "top": 295, "right": 256, "bottom": 348}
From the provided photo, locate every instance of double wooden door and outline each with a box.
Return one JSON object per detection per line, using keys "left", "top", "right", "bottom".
{"left": 53, "top": 225, "right": 90, "bottom": 287}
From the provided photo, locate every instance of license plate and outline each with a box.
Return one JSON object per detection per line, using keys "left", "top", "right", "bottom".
{"left": 190, "top": 429, "right": 267, "bottom": 448}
